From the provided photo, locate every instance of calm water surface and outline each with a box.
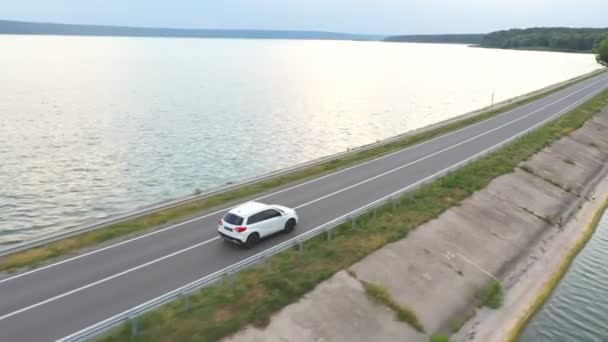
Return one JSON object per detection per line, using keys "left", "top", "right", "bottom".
{"left": 521, "top": 209, "right": 608, "bottom": 342}
{"left": 0, "top": 35, "right": 601, "bottom": 243}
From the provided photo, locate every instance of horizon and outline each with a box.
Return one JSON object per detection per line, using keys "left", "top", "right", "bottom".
{"left": 2, "top": 18, "right": 607, "bottom": 37}
{"left": 2, "top": 0, "right": 607, "bottom": 36}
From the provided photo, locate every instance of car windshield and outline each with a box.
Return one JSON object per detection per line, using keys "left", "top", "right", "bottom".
{"left": 223, "top": 212, "right": 244, "bottom": 225}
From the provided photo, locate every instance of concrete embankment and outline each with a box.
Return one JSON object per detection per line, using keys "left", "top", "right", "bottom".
{"left": 222, "top": 106, "right": 608, "bottom": 342}
{"left": 458, "top": 116, "right": 608, "bottom": 340}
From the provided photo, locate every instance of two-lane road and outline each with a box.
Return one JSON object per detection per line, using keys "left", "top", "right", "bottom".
{"left": 1, "top": 72, "right": 607, "bottom": 341}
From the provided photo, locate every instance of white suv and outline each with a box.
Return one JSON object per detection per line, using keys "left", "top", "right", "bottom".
{"left": 217, "top": 201, "right": 299, "bottom": 248}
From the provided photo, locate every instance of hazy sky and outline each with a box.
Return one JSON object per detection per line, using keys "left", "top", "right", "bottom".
{"left": 2, "top": 0, "right": 607, "bottom": 35}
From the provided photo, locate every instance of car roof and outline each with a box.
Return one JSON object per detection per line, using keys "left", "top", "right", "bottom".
{"left": 228, "top": 201, "right": 269, "bottom": 217}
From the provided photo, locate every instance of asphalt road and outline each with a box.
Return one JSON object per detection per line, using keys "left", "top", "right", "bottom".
{"left": 1, "top": 73, "right": 607, "bottom": 341}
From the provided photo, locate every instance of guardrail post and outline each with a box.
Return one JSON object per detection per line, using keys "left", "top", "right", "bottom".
{"left": 326, "top": 229, "right": 332, "bottom": 241}
{"left": 297, "top": 240, "right": 303, "bottom": 253}
{"left": 227, "top": 271, "right": 236, "bottom": 289}
{"left": 265, "top": 254, "right": 272, "bottom": 272}
{"left": 351, "top": 217, "right": 356, "bottom": 230}
{"left": 181, "top": 290, "right": 190, "bottom": 311}
{"left": 129, "top": 315, "right": 138, "bottom": 337}
{"left": 392, "top": 197, "right": 397, "bottom": 211}
{"left": 373, "top": 207, "right": 377, "bottom": 221}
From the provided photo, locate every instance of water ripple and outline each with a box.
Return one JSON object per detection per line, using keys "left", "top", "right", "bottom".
{"left": 521, "top": 211, "right": 608, "bottom": 342}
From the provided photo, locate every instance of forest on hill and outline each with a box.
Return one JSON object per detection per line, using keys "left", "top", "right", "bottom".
{"left": 385, "top": 27, "right": 608, "bottom": 53}
{"left": 481, "top": 27, "right": 608, "bottom": 52}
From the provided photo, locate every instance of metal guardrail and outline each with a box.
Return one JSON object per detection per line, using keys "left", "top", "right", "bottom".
{"left": 57, "top": 80, "right": 608, "bottom": 342}
{"left": 2, "top": 69, "right": 604, "bottom": 258}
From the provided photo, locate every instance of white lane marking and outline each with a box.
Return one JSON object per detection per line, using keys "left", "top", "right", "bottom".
{"left": 0, "top": 214, "right": 225, "bottom": 285}
{"left": 0, "top": 237, "right": 220, "bottom": 322}
{"left": 3, "top": 81, "right": 607, "bottom": 323}
{"left": 1, "top": 76, "right": 605, "bottom": 285}
{"left": 294, "top": 79, "right": 608, "bottom": 209}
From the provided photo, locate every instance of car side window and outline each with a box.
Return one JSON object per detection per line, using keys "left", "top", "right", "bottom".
{"left": 247, "top": 212, "right": 262, "bottom": 225}
{"left": 260, "top": 209, "right": 279, "bottom": 221}
{"left": 248, "top": 209, "right": 280, "bottom": 225}
{"left": 266, "top": 209, "right": 281, "bottom": 219}
{"left": 256, "top": 210, "right": 271, "bottom": 222}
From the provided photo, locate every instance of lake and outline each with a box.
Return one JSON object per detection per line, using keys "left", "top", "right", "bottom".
{"left": 0, "top": 35, "right": 601, "bottom": 243}
{"left": 520, "top": 208, "right": 608, "bottom": 342}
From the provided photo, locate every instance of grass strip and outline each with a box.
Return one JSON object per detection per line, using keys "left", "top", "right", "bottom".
{"left": 1, "top": 70, "right": 604, "bottom": 273}
{"left": 503, "top": 197, "right": 608, "bottom": 342}
{"left": 478, "top": 280, "right": 504, "bottom": 309}
{"left": 97, "top": 89, "right": 608, "bottom": 341}
{"left": 430, "top": 335, "right": 451, "bottom": 342}
{"left": 362, "top": 281, "right": 425, "bottom": 332}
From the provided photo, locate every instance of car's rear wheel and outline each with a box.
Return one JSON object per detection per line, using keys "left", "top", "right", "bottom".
{"left": 244, "top": 233, "right": 260, "bottom": 248}
{"left": 284, "top": 219, "right": 296, "bottom": 234}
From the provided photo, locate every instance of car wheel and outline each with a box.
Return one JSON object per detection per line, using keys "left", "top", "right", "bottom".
{"left": 284, "top": 219, "right": 296, "bottom": 234}
{"left": 244, "top": 233, "right": 260, "bottom": 248}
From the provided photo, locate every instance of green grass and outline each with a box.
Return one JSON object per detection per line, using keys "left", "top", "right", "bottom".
{"left": 96, "top": 88, "right": 608, "bottom": 341}
{"left": 362, "top": 281, "right": 425, "bottom": 332}
{"left": 1, "top": 71, "right": 604, "bottom": 274}
{"left": 501, "top": 46, "right": 594, "bottom": 54}
{"left": 430, "top": 335, "right": 451, "bottom": 342}
{"left": 477, "top": 280, "right": 504, "bottom": 309}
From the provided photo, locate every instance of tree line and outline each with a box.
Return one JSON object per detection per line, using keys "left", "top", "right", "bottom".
{"left": 481, "top": 27, "right": 608, "bottom": 52}
{"left": 383, "top": 34, "right": 483, "bottom": 45}
{"left": 384, "top": 27, "right": 608, "bottom": 67}
{"left": 597, "top": 39, "right": 608, "bottom": 66}
{"left": 384, "top": 27, "right": 608, "bottom": 56}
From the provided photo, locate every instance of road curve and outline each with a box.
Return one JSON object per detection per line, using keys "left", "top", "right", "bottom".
{"left": 1, "top": 73, "right": 607, "bottom": 341}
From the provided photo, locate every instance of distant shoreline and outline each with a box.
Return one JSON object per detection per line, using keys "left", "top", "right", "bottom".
{"left": 0, "top": 19, "right": 382, "bottom": 41}
{"left": 467, "top": 44, "right": 595, "bottom": 54}
{"left": 3, "top": 19, "right": 605, "bottom": 55}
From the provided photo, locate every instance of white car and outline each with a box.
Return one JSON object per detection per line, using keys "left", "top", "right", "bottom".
{"left": 217, "top": 201, "right": 299, "bottom": 248}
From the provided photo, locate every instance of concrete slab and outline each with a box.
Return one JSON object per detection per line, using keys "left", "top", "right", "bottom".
{"left": 522, "top": 141, "right": 602, "bottom": 196}
{"left": 569, "top": 122, "right": 608, "bottom": 153}
{"left": 486, "top": 169, "right": 574, "bottom": 221}
{"left": 546, "top": 136, "right": 607, "bottom": 170}
{"left": 223, "top": 270, "right": 424, "bottom": 342}
{"left": 438, "top": 189, "right": 547, "bottom": 277}
{"left": 349, "top": 222, "right": 484, "bottom": 334}
{"left": 590, "top": 113, "right": 608, "bottom": 128}
{"left": 349, "top": 171, "right": 557, "bottom": 333}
